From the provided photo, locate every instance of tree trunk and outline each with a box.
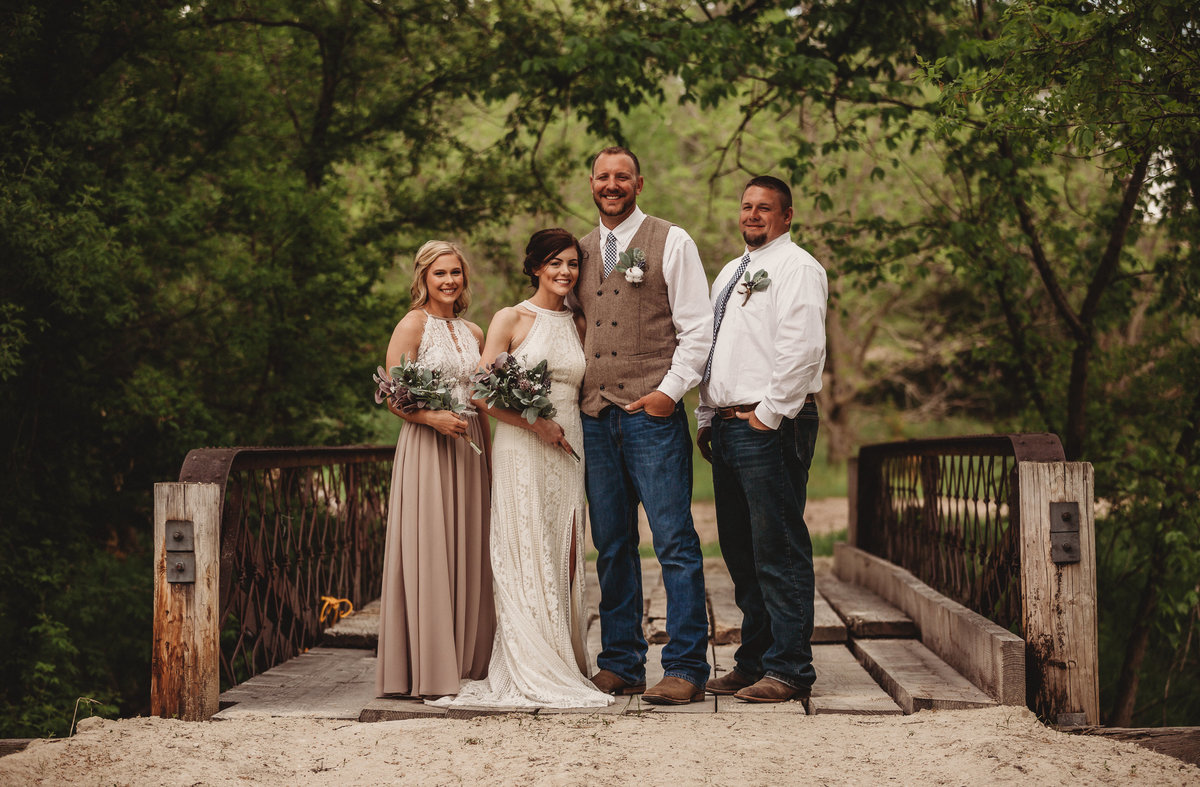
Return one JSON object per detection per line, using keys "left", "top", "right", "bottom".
{"left": 1109, "top": 531, "right": 1167, "bottom": 726}
{"left": 1063, "top": 340, "right": 1091, "bottom": 461}
{"left": 1108, "top": 386, "right": 1200, "bottom": 725}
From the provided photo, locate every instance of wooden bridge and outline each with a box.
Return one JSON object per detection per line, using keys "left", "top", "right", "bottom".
{"left": 151, "top": 435, "right": 1099, "bottom": 725}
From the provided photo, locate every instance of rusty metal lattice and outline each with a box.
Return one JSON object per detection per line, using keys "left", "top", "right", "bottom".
{"left": 855, "top": 434, "right": 1064, "bottom": 632}
{"left": 179, "top": 446, "right": 394, "bottom": 688}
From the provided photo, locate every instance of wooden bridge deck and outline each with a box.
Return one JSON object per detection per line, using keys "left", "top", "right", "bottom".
{"left": 215, "top": 557, "right": 1000, "bottom": 721}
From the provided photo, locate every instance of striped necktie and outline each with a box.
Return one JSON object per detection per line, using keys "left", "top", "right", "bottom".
{"left": 702, "top": 252, "right": 752, "bottom": 384}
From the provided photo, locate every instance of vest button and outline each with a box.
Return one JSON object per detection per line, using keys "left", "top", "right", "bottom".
{"left": 595, "top": 320, "right": 600, "bottom": 327}
{"left": 613, "top": 289, "right": 619, "bottom": 294}
{"left": 611, "top": 351, "right": 617, "bottom": 356}
{"left": 594, "top": 352, "right": 601, "bottom": 358}
{"left": 599, "top": 384, "right": 606, "bottom": 391}
{"left": 611, "top": 321, "right": 617, "bottom": 326}
{"left": 618, "top": 383, "right": 624, "bottom": 390}
{"left": 597, "top": 290, "right": 603, "bottom": 296}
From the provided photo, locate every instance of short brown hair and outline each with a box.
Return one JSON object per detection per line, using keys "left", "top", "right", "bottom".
{"left": 744, "top": 175, "right": 792, "bottom": 212}
{"left": 591, "top": 146, "right": 640, "bottom": 176}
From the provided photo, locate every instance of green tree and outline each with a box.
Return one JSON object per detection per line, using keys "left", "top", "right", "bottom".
{"left": 509, "top": 0, "right": 1198, "bottom": 724}
{"left": 0, "top": 0, "right": 593, "bottom": 736}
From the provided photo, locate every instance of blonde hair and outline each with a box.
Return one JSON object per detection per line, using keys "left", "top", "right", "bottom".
{"left": 409, "top": 240, "right": 472, "bottom": 315}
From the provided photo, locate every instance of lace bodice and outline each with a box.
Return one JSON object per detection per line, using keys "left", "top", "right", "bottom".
{"left": 511, "top": 301, "right": 585, "bottom": 412}
{"left": 416, "top": 312, "right": 479, "bottom": 405}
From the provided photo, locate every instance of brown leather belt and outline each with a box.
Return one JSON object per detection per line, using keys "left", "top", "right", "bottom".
{"left": 715, "top": 395, "right": 814, "bottom": 420}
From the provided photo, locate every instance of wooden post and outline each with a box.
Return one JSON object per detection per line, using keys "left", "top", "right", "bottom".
{"left": 1018, "top": 462, "right": 1099, "bottom": 726}
{"left": 846, "top": 456, "right": 859, "bottom": 547}
{"left": 151, "top": 482, "right": 222, "bottom": 721}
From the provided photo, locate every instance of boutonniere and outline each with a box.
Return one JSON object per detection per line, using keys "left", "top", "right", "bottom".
{"left": 615, "top": 248, "right": 647, "bottom": 287}
{"left": 738, "top": 269, "right": 771, "bottom": 305}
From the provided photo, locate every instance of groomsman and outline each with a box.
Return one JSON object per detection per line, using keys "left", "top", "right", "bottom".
{"left": 697, "top": 175, "right": 828, "bottom": 702}
{"left": 577, "top": 147, "right": 713, "bottom": 704}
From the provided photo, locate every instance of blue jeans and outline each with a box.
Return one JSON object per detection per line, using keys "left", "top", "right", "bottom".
{"left": 710, "top": 403, "right": 818, "bottom": 689}
{"left": 582, "top": 404, "right": 710, "bottom": 688}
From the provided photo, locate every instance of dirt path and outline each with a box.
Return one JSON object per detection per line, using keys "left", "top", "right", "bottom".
{"left": 2, "top": 707, "right": 1195, "bottom": 786}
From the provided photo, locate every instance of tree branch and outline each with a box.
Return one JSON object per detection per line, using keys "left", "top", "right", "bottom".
{"left": 1079, "top": 150, "right": 1151, "bottom": 324}
{"left": 999, "top": 136, "right": 1087, "bottom": 342}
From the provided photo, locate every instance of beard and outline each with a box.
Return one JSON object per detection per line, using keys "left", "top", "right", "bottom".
{"left": 741, "top": 228, "right": 768, "bottom": 248}
{"left": 594, "top": 190, "right": 636, "bottom": 218}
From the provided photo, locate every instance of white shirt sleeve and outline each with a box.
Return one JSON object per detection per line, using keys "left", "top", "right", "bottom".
{"left": 657, "top": 227, "right": 714, "bottom": 402}
{"left": 754, "top": 263, "right": 828, "bottom": 429}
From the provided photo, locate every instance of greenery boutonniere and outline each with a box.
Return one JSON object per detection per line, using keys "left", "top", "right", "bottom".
{"left": 738, "top": 269, "right": 771, "bottom": 305}
{"left": 615, "top": 247, "right": 647, "bottom": 287}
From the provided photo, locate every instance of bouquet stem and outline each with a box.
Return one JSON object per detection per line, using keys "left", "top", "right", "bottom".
{"left": 462, "top": 434, "right": 484, "bottom": 455}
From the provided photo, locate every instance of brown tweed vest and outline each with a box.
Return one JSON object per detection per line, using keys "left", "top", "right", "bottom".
{"left": 576, "top": 216, "right": 675, "bottom": 417}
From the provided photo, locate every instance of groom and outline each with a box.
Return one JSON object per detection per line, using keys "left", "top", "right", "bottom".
{"left": 576, "top": 147, "right": 713, "bottom": 704}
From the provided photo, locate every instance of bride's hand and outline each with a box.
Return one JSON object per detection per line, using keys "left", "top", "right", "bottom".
{"left": 533, "top": 418, "right": 575, "bottom": 455}
{"left": 424, "top": 410, "right": 468, "bottom": 437}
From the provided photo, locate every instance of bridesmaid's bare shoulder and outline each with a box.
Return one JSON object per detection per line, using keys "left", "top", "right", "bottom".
{"left": 387, "top": 309, "right": 428, "bottom": 366}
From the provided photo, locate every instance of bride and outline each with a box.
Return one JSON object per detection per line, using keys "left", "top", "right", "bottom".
{"left": 435, "top": 228, "right": 613, "bottom": 709}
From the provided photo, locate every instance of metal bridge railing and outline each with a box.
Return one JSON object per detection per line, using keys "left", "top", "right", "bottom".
{"left": 854, "top": 434, "right": 1065, "bottom": 633}
{"left": 152, "top": 445, "right": 393, "bottom": 718}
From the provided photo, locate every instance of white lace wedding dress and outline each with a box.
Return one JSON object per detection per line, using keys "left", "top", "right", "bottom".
{"left": 434, "top": 301, "right": 613, "bottom": 709}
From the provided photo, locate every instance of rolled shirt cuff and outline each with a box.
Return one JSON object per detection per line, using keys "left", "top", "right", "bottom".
{"left": 754, "top": 403, "right": 783, "bottom": 431}
{"left": 656, "top": 374, "right": 688, "bottom": 404}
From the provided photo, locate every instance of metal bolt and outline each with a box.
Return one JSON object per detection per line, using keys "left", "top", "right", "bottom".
{"left": 173, "top": 530, "right": 183, "bottom": 541}
{"left": 175, "top": 562, "right": 185, "bottom": 572}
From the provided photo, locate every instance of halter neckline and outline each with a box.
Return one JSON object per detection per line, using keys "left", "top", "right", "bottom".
{"left": 521, "top": 300, "right": 571, "bottom": 316}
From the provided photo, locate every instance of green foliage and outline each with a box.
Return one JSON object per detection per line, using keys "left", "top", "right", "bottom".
{"left": 4, "top": 0, "right": 1197, "bottom": 734}
{"left": 0, "top": 0, "right": 598, "bottom": 736}
{"left": 524, "top": 0, "right": 1200, "bottom": 725}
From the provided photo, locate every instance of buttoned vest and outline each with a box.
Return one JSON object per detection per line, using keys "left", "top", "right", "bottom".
{"left": 577, "top": 216, "right": 675, "bottom": 417}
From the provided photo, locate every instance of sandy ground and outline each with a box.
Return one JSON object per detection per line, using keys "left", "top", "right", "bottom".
{"left": 10, "top": 499, "right": 1188, "bottom": 785}
{"left": 3, "top": 707, "right": 1197, "bottom": 786}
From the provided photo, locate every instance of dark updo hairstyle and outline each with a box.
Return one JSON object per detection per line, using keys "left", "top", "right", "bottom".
{"left": 523, "top": 228, "right": 584, "bottom": 289}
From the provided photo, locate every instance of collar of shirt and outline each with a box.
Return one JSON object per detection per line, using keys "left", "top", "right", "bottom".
{"left": 597, "top": 206, "right": 646, "bottom": 252}
{"left": 744, "top": 231, "right": 792, "bottom": 261}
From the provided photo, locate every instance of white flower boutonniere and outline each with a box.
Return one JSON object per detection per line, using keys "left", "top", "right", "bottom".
{"left": 738, "top": 269, "right": 771, "bottom": 305}
{"left": 615, "top": 247, "right": 647, "bottom": 287}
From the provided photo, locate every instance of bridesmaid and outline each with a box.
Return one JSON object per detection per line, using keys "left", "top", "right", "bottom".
{"left": 376, "top": 240, "right": 495, "bottom": 699}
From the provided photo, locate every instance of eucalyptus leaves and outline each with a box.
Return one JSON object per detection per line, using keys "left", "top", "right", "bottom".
{"left": 738, "top": 269, "right": 771, "bottom": 305}
{"left": 373, "top": 358, "right": 482, "bottom": 454}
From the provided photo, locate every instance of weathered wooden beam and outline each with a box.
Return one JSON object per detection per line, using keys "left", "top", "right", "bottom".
{"left": 852, "top": 638, "right": 997, "bottom": 714}
{"left": 812, "top": 590, "right": 848, "bottom": 644}
{"left": 1018, "top": 461, "right": 1099, "bottom": 726}
{"left": 1068, "top": 727, "right": 1200, "bottom": 768}
{"left": 817, "top": 572, "right": 916, "bottom": 638}
{"left": 644, "top": 568, "right": 669, "bottom": 644}
{"left": 151, "top": 482, "right": 221, "bottom": 721}
{"left": 703, "top": 558, "right": 740, "bottom": 645}
{"left": 808, "top": 644, "right": 902, "bottom": 715}
{"left": 0, "top": 739, "right": 34, "bottom": 758}
{"left": 834, "top": 542, "right": 1025, "bottom": 706}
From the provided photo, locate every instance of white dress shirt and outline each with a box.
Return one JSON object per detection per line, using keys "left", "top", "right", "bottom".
{"left": 697, "top": 232, "right": 828, "bottom": 430}
{"left": 594, "top": 207, "right": 714, "bottom": 402}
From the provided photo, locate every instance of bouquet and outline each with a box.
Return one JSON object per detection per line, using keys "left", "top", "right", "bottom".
{"left": 373, "top": 357, "right": 482, "bottom": 455}
{"left": 472, "top": 352, "right": 580, "bottom": 462}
